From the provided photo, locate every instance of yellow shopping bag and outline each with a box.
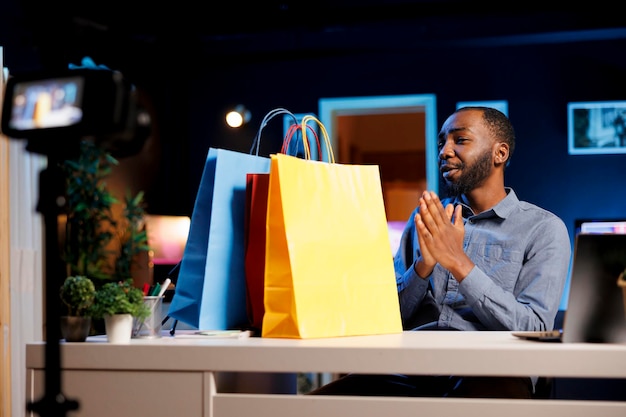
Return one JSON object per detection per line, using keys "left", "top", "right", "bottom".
{"left": 261, "top": 116, "right": 402, "bottom": 339}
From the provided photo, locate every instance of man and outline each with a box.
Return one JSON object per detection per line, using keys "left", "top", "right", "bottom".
{"left": 310, "top": 106, "right": 571, "bottom": 398}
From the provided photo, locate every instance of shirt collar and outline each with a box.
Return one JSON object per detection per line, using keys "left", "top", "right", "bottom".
{"left": 453, "top": 187, "right": 518, "bottom": 220}
{"left": 492, "top": 187, "right": 518, "bottom": 219}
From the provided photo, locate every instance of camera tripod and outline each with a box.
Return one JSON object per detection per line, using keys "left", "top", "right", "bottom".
{"left": 27, "top": 161, "right": 79, "bottom": 417}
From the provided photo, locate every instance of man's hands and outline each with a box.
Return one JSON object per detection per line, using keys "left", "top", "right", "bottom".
{"left": 413, "top": 191, "right": 474, "bottom": 281}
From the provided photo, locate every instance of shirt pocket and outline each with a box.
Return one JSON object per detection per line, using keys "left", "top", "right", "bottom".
{"left": 467, "top": 242, "right": 524, "bottom": 291}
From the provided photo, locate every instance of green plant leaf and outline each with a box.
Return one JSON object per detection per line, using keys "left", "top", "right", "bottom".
{"left": 60, "top": 275, "right": 96, "bottom": 317}
{"left": 91, "top": 279, "right": 150, "bottom": 319}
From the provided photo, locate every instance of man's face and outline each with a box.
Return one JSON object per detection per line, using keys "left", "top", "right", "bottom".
{"left": 437, "top": 110, "right": 495, "bottom": 196}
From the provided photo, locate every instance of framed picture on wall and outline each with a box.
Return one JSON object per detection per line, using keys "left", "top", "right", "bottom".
{"left": 568, "top": 101, "right": 626, "bottom": 155}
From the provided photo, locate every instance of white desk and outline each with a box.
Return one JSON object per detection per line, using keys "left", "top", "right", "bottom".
{"left": 26, "top": 331, "right": 626, "bottom": 417}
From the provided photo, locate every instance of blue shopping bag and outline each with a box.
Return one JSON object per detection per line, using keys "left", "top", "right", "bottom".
{"left": 167, "top": 148, "right": 270, "bottom": 330}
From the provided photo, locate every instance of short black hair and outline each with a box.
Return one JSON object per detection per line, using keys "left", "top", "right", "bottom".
{"left": 456, "top": 106, "right": 516, "bottom": 166}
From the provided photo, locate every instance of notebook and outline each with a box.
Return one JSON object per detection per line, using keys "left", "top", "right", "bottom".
{"left": 512, "top": 233, "right": 626, "bottom": 343}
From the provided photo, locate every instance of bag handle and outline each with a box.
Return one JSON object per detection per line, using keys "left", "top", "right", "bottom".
{"left": 281, "top": 123, "right": 321, "bottom": 160}
{"left": 250, "top": 108, "right": 298, "bottom": 156}
{"left": 301, "top": 115, "right": 335, "bottom": 163}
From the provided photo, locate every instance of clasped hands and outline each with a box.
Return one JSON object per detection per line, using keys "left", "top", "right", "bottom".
{"left": 414, "top": 191, "right": 474, "bottom": 281}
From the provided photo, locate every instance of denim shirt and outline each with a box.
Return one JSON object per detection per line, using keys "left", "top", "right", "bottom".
{"left": 395, "top": 188, "right": 571, "bottom": 332}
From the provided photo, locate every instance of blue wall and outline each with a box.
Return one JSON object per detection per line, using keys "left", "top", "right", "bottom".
{"left": 133, "top": 37, "right": 624, "bottom": 309}
{"left": 160, "top": 38, "right": 626, "bottom": 237}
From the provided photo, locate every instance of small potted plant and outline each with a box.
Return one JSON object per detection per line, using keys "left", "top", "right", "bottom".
{"left": 91, "top": 279, "right": 150, "bottom": 343}
{"left": 59, "top": 275, "right": 96, "bottom": 342}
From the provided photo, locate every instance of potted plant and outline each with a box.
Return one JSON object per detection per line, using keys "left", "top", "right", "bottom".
{"left": 60, "top": 139, "right": 153, "bottom": 335}
{"left": 61, "top": 139, "right": 152, "bottom": 285}
{"left": 115, "top": 190, "right": 152, "bottom": 280}
{"left": 91, "top": 279, "right": 150, "bottom": 343}
{"left": 61, "top": 139, "right": 119, "bottom": 283}
{"left": 59, "top": 275, "right": 96, "bottom": 342}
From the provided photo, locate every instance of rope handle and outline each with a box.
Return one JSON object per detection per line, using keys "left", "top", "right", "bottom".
{"left": 301, "top": 115, "right": 335, "bottom": 163}
{"left": 249, "top": 109, "right": 334, "bottom": 162}
{"left": 249, "top": 108, "right": 298, "bottom": 156}
{"left": 281, "top": 123, "right": 322, "bottom": 160}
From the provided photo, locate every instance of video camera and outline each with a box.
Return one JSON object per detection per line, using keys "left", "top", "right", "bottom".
{"left": 1, "top": 68, "right": 150, "bottom": 158}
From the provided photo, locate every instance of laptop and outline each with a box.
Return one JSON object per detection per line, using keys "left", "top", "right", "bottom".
{"left": 512, "top": 232, "right": 626, "bottom": 343}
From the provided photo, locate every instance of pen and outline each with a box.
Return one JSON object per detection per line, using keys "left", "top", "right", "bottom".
{"left": 157, "top": 278, "right": 171, "bottom": 298}
{"left": 150, "top": 283, "right": 161, "bottom": 296}
{"left": 142, "top": 283, "right": 150, "bottom": 296}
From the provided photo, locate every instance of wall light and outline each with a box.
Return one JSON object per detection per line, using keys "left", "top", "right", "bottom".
{"left": 225, "top": 105, "right": 251, "bottom": 128}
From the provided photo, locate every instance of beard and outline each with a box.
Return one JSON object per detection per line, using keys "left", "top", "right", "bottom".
{"left": 442, "top": 151, "right": 493, "bottom": 197}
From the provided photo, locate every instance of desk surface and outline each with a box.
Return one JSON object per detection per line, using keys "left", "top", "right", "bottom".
{"left": 26, "top": 331, "right": 626, "bottom": 378}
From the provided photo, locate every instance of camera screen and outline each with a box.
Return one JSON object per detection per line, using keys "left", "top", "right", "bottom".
{"left": 7, "top": 76, "right": 84, "bottom": 131}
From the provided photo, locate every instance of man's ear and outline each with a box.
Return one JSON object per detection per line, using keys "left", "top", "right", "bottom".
{"left": 494, "top": 142, "right": 510, "bottom": 166}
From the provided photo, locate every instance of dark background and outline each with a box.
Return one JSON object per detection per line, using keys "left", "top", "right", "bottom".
{"left": 3, "top": 1, "right": 626, "bottom": 239}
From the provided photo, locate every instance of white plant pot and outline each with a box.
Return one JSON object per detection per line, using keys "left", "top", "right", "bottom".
{"left": 104, "top": 314, "right": 134, "bottom": 344}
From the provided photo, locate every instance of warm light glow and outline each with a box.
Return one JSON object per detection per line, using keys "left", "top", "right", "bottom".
{"left": 226, "top": 111, "right": 244, "bottom": 127}
{"left": 225, "top": 105, "right": 251, "bottom": 128}
{"left": 144, "top": 215, "right": 190, "bottom": 264}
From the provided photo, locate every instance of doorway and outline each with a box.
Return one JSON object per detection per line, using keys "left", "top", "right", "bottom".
{"left": 318, "top": 94, "right": 438, "bottom": 221}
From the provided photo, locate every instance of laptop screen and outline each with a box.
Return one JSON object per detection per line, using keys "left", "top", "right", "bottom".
{"left": 562, "top": 233, "right": 626, "bottom": 343}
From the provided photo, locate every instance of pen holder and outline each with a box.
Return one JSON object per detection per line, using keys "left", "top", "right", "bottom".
{"left": 132, "top": 296, "right": 164, "bottom": 339}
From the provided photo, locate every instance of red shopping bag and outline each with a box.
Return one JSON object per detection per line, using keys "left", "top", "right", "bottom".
{"left": 243, "top": 114, "right": 321, "bottom": 332}
{"left": 244, "top": 172, "right": 270, "bottom": 331}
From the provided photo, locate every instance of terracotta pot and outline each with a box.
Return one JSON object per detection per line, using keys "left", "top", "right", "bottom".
{"left": 60, "top": 316, "right": 91, "bottom": 342}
